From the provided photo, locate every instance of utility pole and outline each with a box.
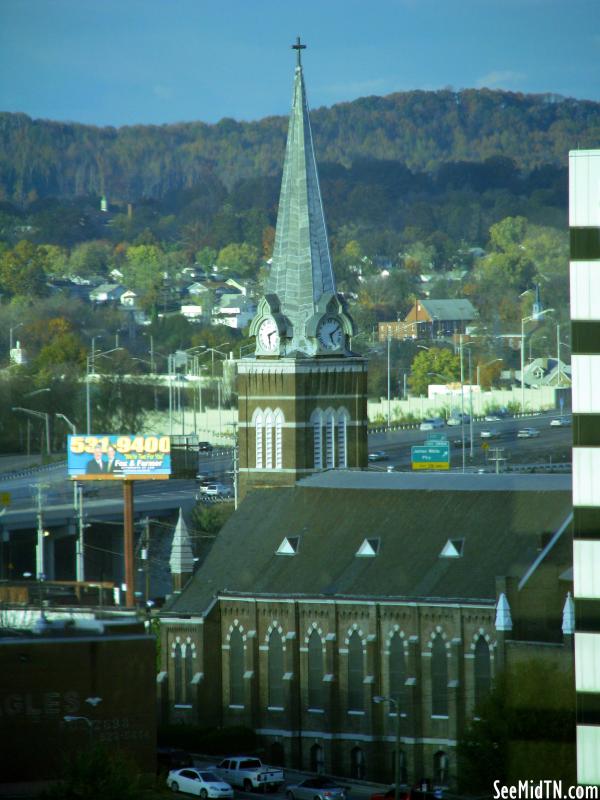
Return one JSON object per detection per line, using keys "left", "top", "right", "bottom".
{"left": 387, "top": 330, "right": 391, "bottom": 427}
{"left": 76, "top": 484, "right": 85, "bottom": 583}
{"left": 141, "top": 517, "right": 151, "bottom": 605}
{"left": 459, "top": 334, "right": 465, "bottom": 473}
{"left": 233, "top": 424, "right": 239, "bottom": 510}
{"left": 33, "top": 484, "right": 49, "bottom": 579}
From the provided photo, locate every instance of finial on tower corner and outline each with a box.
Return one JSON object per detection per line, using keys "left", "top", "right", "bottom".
{"left": 292, "top": 35, "right": 306, "bottom": 67}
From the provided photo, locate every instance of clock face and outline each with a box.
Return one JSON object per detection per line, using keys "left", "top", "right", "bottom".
{"left": 317, "top": 316, "right": 343, "bottom": 350}
{"left": 258, "top": 318, "right": 280, "bottom": 352}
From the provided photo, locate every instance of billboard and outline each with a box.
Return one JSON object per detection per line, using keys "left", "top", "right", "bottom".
{"left": 68, "top": 435, "right": 171, "bottom": 479}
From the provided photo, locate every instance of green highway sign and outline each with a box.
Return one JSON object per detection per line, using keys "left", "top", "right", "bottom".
{"left": 411, "top": 443, "right": 450, "bottom": 471}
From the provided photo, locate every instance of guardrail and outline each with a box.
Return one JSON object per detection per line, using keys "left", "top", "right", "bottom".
{"left": 0, "top": 460, "right": 67, "bottom": 482}
{"left": 368, "top": 411, "right": 547, "bottom": 434}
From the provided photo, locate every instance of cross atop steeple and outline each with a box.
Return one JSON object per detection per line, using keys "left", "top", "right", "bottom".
{"left": 291, "top": 36, "right": 306, "bottom": 67}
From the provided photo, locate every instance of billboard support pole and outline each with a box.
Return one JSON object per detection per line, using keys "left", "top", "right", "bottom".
{"left": 123, "top": 480, "right": 135, "bottom": 608}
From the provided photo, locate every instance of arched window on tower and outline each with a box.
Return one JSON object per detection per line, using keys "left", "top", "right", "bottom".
{"left": 308, "top": 629, "right": 324, "bottom": 709}
{"left": 253, "top": 409, "right": 264, "bottom": 468}
{"left": 389, "top": 633, "right": 407, "bottom": 715}
{"left": 229, "top": 628, "right": 244, "bottom": 706}
{"left": 347, "top": 631, "right": 364, "bottom": 711}
{"left": 474, "top": 636, "right": 491, "bottom": 710}
{"left": 311, "top": 409, "right": 323, "bottom": 469}
{"left": 268, "top": 628, "right": 284, "bottom": 708}
{"left": 325, "top": 411, "right": 335, "bottom": 469}
{"left": 337, "top": 409, "right": 349, "bottom": 468}
{"left": 184, "top": 642, "right": 194, "bottom": 704}
{"left": 431, "top": 635, "right": 448, "bottom": 716}
{"left": 172, "top": 642, "right": 183, "bottom": 704}
{"left": 265, "top": 410, "right": 274, "bottom": 469}
{"left": 274, "top": 409, "right": 284, "bottom": 469}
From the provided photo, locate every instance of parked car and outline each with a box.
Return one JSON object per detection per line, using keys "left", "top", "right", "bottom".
{"left": 419, "top": 418, "right": 445, "bottom": 431}
{"left": 480, "top": 429, "right": 500, "bottom": 439}
{"left": 286, "top": 778, "right": 348, "bottom": 800}
{"left": 368, "top": 450, "right": 388, "bottom": 462}
{"left": 215, "top": 757, "right": 284, "bottom": 792}
{"left": 517, "top": 428, "right": 541, "bottom": 438}
{"left": 550, "top": 416, "right": 571, "bottom": 427}
{"left": 166, "top": 768, "right": 234, "bottom": 797}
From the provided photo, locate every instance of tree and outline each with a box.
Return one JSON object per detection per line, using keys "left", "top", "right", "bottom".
{"left": 121, "top": 244, "right": 165, "bottom": 313}
{"left": 68, "top": 240, "right": 113, "bottom": 277}
{"left": 216, "top": 242, "right": 260, "bottom": 276}
{"left": 409, "top": 347, "right": 460, "bottom": 397}
{"left": 0, "top": 240, "right": 49, "bottom": 297}
{"left": 458, "top": 660, "right": 575, "bottom": 791}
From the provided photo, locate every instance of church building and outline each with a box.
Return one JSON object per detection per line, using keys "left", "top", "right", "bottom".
{"left": 158, "top": 44, "right": 575, "bottom": 788}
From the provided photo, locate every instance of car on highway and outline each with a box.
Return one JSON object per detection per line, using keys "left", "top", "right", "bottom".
{"left": 368, "top": 450, "right": 389, "bottom": 462}
{"left": 419, "top": 418, "right": 445, "bottom": 431}
{"left": 286, "top": 778, "right": 348, "bottom": 800}
{"left": 198, "top": 442, "right": 213, "bottom": 453}
{"left": 166, "top": 768, "right": 234, "bottom": 797}
{"left": 484, "top": 414, "right": 502, "bottom": 422}
{"left": 550, "top": 416, "right": 571, "bottom": 427}
{"left": 517, "top": 427, "right": 541, "bottom": 438}
{"left": 446, "top": 413, "right": 470, "bottom": 426}
{"left": 480, "top": 429, "right": 500, "bottom": 439}
{"left": 197, "top": 482, "right": 233, "bottom": 499}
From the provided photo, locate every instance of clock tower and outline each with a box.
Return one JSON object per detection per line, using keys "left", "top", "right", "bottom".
{"left": 238, "top": 39, "right": 368, "bottom": 497}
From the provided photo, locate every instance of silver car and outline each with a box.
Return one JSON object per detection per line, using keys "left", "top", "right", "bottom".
{"left": 286, "top": 778, "right": 348, "bottom": 800}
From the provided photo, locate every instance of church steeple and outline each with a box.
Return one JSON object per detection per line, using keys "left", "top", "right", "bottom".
{"left": 250, "top": 38, "right": 354, "bottom": 357}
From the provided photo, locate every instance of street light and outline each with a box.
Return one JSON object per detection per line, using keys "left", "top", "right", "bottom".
{"left": 86, "top": 347, "right": 123, "bottom": 434}
{"left": 373, "top": 695, "right": 402, "bottom": 800}
{"left": 521, "top": 308, "right": 554, "bottom": 412}
{"left": 12, "top": 407, "right": 51, "bottom": 456}
{"left": 55, "top": 413, "right": 76, "bottom": 434}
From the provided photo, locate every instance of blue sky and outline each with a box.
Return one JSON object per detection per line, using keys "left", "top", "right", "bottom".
{"left": 1, "top": 0, "right": 599, "bottom": 127}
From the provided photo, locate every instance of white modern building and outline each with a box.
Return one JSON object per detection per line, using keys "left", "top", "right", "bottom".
{"left": 569, "top": 149, "right": 600, "bottom": 784}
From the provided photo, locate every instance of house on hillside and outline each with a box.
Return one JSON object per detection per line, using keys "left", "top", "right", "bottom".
{"left": 379, "top": 298, "right": 478, "bottom": 341}
{"left": 89, "top": 283, "right": 126, "bottom": 304}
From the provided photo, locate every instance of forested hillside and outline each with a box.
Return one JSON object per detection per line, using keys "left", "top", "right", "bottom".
{"left": 1, "top": 88, "right": 599, "bottom": 204}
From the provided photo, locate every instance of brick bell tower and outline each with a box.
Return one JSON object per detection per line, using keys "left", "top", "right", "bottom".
{"left": 238, "top": 38, "right": 368, "bottom": 499}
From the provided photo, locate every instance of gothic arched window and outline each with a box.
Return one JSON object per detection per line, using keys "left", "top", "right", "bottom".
{"left": 325, "top": 411, "right": 335, "bottom": 468}
{"left": 431, "top": 635, "right": 448, "bottom": 716}
{"left": 308, "top": 629, "right": 324, "bottom": 709}
{"left": 433, "top": 750, "right": 449, "bottom": 785}
{"left": 474, "top": 636, "right": 491, "bottom": 709}
{"left": 350, "top": 746, "right": 366, "bottom": 779}
{"left": 311, "top": 410, "right": 323, "bottom": 469}
{"left": 389, "top": 633, "right": 406, "bottom": 715}
{"left": 184, "top": 642, "right": 194, "bottom": 704}
{"left": 337, "top": 410, "right": 349, "bottom": 468}
{"left": 229, "top": 628, "right": 244, "bottom": 706}
{"left": 254, "top": 409, "right": 264, "bottom": 468}
{"left": 347, "top": 631, "right": 364, "bottom": 711}
{"left": 173, "top": 642, "right": 183, "bottom": 704}
{"left": 274, "top": 409, "right": 284, "bottom": 469}
{"left": 265, "top": 410, "right": 274, "bottom": 469}
{"left": 268, "top": 629, "right": 284, "bottom": 708}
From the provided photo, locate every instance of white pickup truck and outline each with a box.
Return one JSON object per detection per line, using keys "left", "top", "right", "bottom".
{"left": 215, "top": 757, "right": 284, "bottom": 792}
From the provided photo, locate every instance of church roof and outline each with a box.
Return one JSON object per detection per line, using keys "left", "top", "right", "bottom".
{"left": 165, "top": 477, "right": 572, "bottom": 615}
{"left": 169, "top": 508, "right": 195, "bottom": 575}
{"left": 265, "top": 40, "right": 336, "bottom": 339}
{"left": 416, "top": 299, "right": 478, "bottom": 322}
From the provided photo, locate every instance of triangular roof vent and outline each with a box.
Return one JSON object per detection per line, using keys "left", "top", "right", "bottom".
{"left": 495, "top": 592, "right": 513, "bottom": 631}
{"left": 276, "top": 536, "right": 300, "bottom": 556}
{"left": 356, "top": 538, "right": 380, "bottom": 557}
{"left": 440, "top": 539, "right": 464, "bottom": 558}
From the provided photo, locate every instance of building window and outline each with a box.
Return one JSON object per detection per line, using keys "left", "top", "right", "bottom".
{"left": 268, "top": 629, "right": 284, "bottom": 708}
{"left": 310, "top": 743, "right": 324, "bottom": 774}
{"left": 265, "top": 410, "right": 274, "bottom": 469}
{"left": 173, "top": 642, "right": 183, "bottom": 704}
{"left": 337, "top": 411, "right": 348, "bottom": 468}
{"left": 350, "top": 746, "right": 366, "bottom": 780}
{"left": 308, "top": 629, "right": 324, "bottom": 709}
{"left": 474, "top": 636, "right": 491, "bottom": 709}
{"left": 431, "top": 635, "right": 448, "bottom": 716}
{"left": 254, "top": 410, "right": 264, "bottom": 468}
{"left": 274, "top": 409, "right": 283, "bottom": 469}
{"left": 184, "top": 643, "right": 194, "bottom": 704}
{"left": 312, "top": 410, "right": 323, "bottom": 469}
{"left": 433, "top": 750, "right": 449, "bottom": 785}
{"left": 229, "top": 628, "right": 244, "bottom": 706}
{"left": 389, "top": 633, "right": 406, "bottom": 715}
{"left": 347, "top": 631, "right": 364, "bottom": 711}
{"left": 325, "top": 412, "right": 335, "bottom": 468}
